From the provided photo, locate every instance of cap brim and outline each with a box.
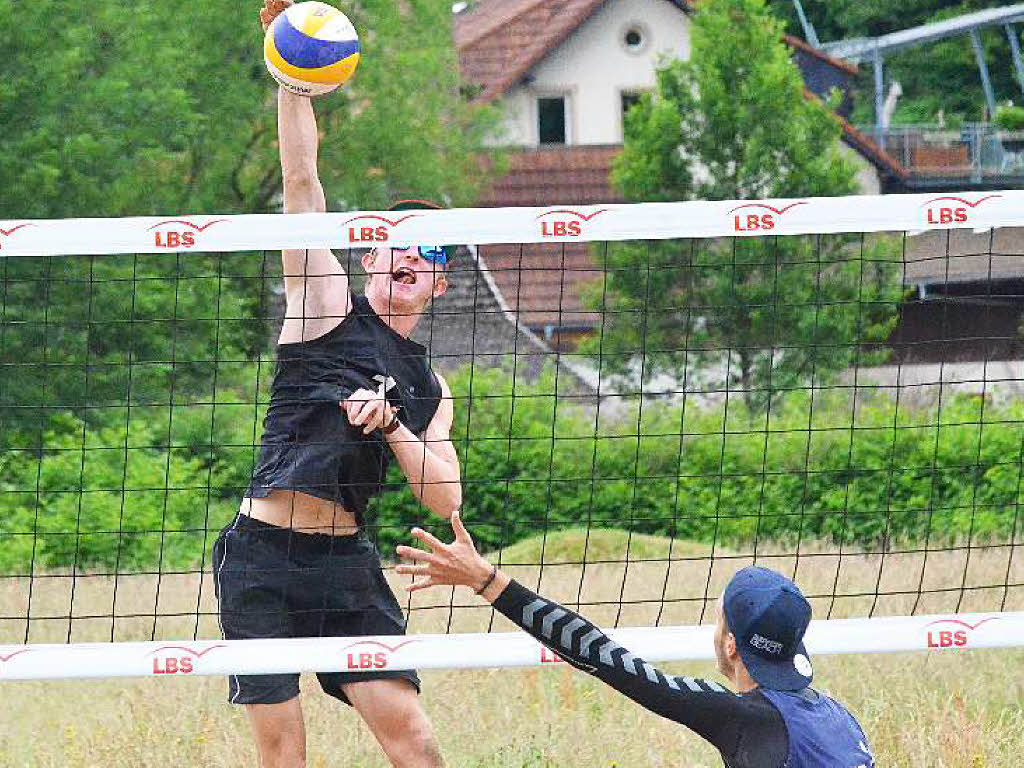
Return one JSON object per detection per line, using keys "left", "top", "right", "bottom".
{"left": 737, "top": 639, "right": 813, "bottom": 692}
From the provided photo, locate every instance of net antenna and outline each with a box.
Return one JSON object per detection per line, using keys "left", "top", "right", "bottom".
{"left": 0, "top": 192, "right": 1023, "bottom": 681}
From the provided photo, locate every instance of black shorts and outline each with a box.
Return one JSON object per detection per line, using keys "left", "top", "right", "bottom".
{"left": 212, "top": 514, "right": 420, "bottom": 706}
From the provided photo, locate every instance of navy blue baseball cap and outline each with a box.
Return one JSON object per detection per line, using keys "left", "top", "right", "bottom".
{"left": 722, "top": 566, "right": 813, "bottom": 691}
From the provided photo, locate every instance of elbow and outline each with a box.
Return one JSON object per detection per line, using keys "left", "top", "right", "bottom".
{"left": 426, "top": 486, "right": 462, "bottom": 519}
{"left": 446, "top": 484, "right": 463, "bottom": 518}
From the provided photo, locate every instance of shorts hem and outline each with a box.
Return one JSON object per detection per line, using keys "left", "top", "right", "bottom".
{"left": 226, "top": 676, "right": 301, "bottom": 706}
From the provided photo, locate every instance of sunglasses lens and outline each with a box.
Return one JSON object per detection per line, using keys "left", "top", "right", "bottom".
{"left": 418, "top": 246, "right": 447, "bottom": 265}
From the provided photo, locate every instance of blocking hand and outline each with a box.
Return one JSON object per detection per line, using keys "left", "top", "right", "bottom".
{"left": 396, "top": 511, "right": 493, "bottom": 593}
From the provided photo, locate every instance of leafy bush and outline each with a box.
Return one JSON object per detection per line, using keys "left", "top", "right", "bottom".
{"left": 368, "top": 366, "right": 1024, "bottom": 554}
{"left": 3, "top": 364, "right": 1021, "bottom": 574}
{"left": 0, "top": 389, "right": 263, "bottom": 573}
{"left": 995, "top": 105, "right": 1024, "bottom": 132}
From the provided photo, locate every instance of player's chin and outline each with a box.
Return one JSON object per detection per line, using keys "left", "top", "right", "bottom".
{"left": 386, "top": 280, "right": 431, "bottom": 306}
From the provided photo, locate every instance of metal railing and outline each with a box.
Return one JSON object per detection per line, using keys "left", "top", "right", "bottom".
{"left": 859, "top": 123, "right": 1024, "bottom": 182}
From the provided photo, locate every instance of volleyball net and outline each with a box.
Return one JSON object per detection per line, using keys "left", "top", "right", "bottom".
{"left": 1, "top": 192, "right": 1022, "bottom": 680}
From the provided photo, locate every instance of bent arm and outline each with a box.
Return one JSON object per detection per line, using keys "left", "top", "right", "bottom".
{"left": 277, "top": 88, "right": 350, "bottom": 344}
{"left": 384, "top": 374, "right": 461, "bottom": 517}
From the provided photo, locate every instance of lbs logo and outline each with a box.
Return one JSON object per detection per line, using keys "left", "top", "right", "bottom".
{"left": 343, "top": 215, "right": 419, "bottom": 245}
{"left": 924, "top": 617, "right": 999, "bottom": 649}
{"left": 540, "top": 647, "right": 566, "bottom": 664}
{"left": 0, "top": 647, "right": 31, "bottom": 674}
{"left": 729, "top": 202, "right": 807, "bottom": 232}
{"left": 148, "top": 644, "right": 225, "bottom": 675}
{"left": 536, "top": 208, "right": 608, "bottom": 238}
{"left": 148, "top": 219, "right": 226, "bottom": 249}
{"left": 341, "top": 639, "right": 418, "bottom": 670}
{"left": 920, "top": 195, "right": 1001, "bottom": 227}
{"left": 0, "top": 223, "right": 34, "bottom": 250}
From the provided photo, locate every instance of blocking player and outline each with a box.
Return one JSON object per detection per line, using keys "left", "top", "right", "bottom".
{"left": 212, "top": 3, "right": 460, "bottom": 766}
{"left": 397, "top": 512, "right": 878, "bottom": 768}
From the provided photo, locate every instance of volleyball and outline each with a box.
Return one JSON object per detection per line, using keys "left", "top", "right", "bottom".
{"left": 263, "top": 2, "right": 360, "bottom": 97}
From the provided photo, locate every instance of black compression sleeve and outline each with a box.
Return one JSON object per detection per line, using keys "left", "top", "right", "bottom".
{"left": 492, "top": 579, "right": 788, "bottom": 768}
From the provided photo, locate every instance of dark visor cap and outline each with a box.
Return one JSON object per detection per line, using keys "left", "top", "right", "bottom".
{"left": 722, "top": 566, "right": 814, "bottom": 691}
{"left": 388, "top": 199, "right": 458, "bottom": 263}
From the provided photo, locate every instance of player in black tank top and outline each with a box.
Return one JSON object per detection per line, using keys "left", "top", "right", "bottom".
{"left": 215, "top": 11, "right": 460, "bottom": 766}
{"left": 246, "top": 291, "right": 444, "bottom": 526}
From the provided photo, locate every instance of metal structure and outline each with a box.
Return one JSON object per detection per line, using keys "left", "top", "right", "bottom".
{"left": 794, "top": 3, "right": 1024, "bottom": 141}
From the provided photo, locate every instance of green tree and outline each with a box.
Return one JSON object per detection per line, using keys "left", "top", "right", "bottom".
{"left": 768, "top": 1, "right": 1020, "bottom": 125}
{"left": 590, "top": 0, "right": 903, "bottom": 413}
{"left": 0, "top": 0, "right": 501, "bottom": 441}
{"left": 0, "top": 0, "right": 499, "bottom": 218}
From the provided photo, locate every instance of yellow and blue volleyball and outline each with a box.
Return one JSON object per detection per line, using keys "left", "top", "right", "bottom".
{"left": 264, "top": 2, "right": 360, "bottom": 97}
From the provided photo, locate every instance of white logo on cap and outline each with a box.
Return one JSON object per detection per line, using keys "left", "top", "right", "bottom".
{"left": 750, "top": 633, "right": 783, "bottom": 655}
{"left": 793, "top": 653, "right": 812, "bottom": 677}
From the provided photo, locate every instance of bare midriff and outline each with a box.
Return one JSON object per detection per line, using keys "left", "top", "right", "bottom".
{"left": 239, "top": 490, "right": 359, "bottom": 536}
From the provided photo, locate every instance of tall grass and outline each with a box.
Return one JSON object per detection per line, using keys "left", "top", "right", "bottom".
{"left": 0, "top": 531, "right": 1020, "bottom": 767}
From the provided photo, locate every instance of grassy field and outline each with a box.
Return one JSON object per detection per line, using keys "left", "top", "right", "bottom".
{"left": 0, "top": 530, "right": 1021, "bottom": 767}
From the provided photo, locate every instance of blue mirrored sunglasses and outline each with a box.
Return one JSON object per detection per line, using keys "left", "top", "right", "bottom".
{"left": 417, "top": 245, "right": 449, "bottom": 266}
{"left": 389, "top": 245, "right": 452, "bottom": 266}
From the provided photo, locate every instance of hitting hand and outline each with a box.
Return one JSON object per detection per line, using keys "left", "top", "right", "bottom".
{"left": 396, "top": 511, "right": 494, "bottom": 593}
{"left": 260, "top": 0, "right": 292, "bottom": 31}
{"left": 341, "top": 382, "right": 399, "bottom": 435}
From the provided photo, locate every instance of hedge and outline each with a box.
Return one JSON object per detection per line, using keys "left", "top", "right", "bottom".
{"left": 2, "top": 365, "right": 1021, "bottom": 573}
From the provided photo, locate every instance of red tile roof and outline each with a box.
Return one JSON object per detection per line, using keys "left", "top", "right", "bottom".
{"left": 457, "top": 0, "right": 609, "bottom": 104}
{"left": 479, "top": 144, "right": 625, "bottom": 207}
{"left": 478, "top": 242, "right": 604, "bottom": 329}
{"left": 476, "top": 146, "right": 625, "bottom": 327}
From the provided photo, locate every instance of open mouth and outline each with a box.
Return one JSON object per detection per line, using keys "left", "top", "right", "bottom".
{"left": 391, "top": 267, "right": 417, "bottom": 286}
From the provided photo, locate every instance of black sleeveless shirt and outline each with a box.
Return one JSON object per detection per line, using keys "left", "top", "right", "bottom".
{"left": 246, "top": 293, "right": 443, "bottom": 523}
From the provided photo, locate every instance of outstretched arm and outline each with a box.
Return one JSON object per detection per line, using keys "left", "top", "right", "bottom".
{"left": 396, "top": 514, "right": 787, "bottom": 767}
{"left": 263, "top": 0, "right": 350, "bottom": 344}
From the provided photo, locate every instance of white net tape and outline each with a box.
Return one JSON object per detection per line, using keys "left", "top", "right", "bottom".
{"left": 1, "top": 191, "right": 1021, "bottom": 257}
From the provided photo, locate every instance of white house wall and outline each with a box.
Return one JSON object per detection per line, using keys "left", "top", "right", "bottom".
{"left": 493, "top": 0, "right": 691, "bottom": 147}
{"left": 479, "top": 0, "right": 882, "bottom": 194}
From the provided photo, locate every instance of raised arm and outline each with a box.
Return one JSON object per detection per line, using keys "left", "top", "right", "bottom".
{"left": 264, "top": 1, "right": 350, "bottom": 344}
{"left": 396, "top": 513, "right": 788, "bottom": 767}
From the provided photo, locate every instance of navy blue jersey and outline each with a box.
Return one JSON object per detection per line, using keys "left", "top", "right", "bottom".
{"left": 246, "top": 293, "right": 441, "bottom": 522}
{"left": 761, "top": 688, "right": 875, "bottom": 768}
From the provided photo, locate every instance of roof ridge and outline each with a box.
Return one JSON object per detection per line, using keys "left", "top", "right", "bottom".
{"left": 783, "top": 34, "right": 858, "bottom": 76}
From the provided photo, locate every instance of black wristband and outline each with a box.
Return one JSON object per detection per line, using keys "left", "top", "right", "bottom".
{"left": 382, "top": 416, "right": 402, "bottom": 435}
{"left": 475, "top": 565, "right": 498, "bottom": 595}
